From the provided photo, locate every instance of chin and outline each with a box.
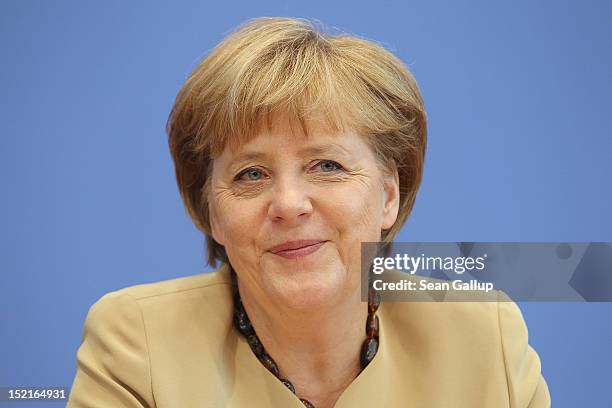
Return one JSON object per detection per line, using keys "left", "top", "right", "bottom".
{"left": 261, "top": 264, "right": 348, "bottom": 310}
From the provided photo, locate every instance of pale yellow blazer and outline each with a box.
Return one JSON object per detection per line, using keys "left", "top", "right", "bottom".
{"left": 67, "top": 264, "right": 550, "bottom": 407}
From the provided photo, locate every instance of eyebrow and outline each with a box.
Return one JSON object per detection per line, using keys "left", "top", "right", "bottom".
{"left": 228, "top": 142, "right": 352, "bottom": 170}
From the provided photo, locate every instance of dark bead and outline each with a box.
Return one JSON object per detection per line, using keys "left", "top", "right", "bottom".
{"left": 368, "top": 289, "right": 381, "bottom": 314}
{"left": 259, "top": 353, "right": 280, "bottom": 377}
{"left": 280, "top": 378, "right": 296, "bottom": 394}
{"left": 246, "top": 333, "right": 263, "bottom": 356}
{"left": 231, "top": 286, "right": 240, "bottom": 303}
{"left": 360, "top": 337, "right": 379, "bottom": 368}
{"left": 300, "top": 398, "right": 315, "bottom": 408}
{"left": 233, "top": 303, "right": 253, "bottom": 335}
{"left": 366, "top": 314, "right": 379, "bottom": 338}
{"left": 230, "top": 273, "right": 240, "bottom": 298}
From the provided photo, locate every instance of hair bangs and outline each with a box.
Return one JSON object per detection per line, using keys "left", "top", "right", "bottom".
{"left": 206, "top": 40, "right": 361, "bottom": 158}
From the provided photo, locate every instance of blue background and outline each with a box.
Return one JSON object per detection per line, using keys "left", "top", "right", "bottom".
{"left": 1, "top": 1, "right": 610, "bottom": 406}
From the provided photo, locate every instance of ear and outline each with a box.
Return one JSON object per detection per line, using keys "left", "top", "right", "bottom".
{"left": 381, "top": 160, "right": 400, "bottom": 230}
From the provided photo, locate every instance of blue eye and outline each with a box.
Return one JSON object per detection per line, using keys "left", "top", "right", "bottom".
{"left": 237, "top": 168, "right": 264, "bottom": 181}
{"left": 318, "top": 160, "right": 342, "bottom": 172}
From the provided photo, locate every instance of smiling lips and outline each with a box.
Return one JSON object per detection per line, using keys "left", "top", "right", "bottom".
{"left": 268, "top": 240, "right": 327, "bottom": 259}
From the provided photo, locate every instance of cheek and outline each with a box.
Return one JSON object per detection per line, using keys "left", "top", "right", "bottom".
{"left": 319, "top": 181, "right": 383, "bottom": 290}
{"left": 212, "top": 194, "right": 265, "bottom": 257}
{"left": 323, "top": 180, "right": 384, "bottom": 241}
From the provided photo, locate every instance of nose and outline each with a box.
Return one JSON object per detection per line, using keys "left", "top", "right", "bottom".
{"left": 267, "top": 174, "right": 313, "bottom": 226}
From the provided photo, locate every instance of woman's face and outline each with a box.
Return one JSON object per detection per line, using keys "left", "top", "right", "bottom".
{"left": 209, "top": 113, "right": 399, "bottom": 310}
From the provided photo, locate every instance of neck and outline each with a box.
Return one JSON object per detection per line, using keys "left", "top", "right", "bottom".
{"left": 237, "top": 279, "right": 368, "bottom": 407}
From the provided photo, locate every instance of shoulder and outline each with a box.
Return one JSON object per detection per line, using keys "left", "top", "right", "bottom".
{"left": 68, "top": 266, "right": 234, "bottom": 406}
{"left": 105, "top": 263, "right": 232, "bottom": 301}
{"left": 84, "top": 264, "right": 234, "bottom": 338}
{"left": 379, "top": 268, "right": 522, "bottom": 341}
{"left": 379, "top": 269, "right": 550, "bottom": 406}
{"left": 88, "top": 263, "right": 233, "bottom": 314}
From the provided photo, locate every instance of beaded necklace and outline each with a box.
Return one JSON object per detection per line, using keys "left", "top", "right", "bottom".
{"left": 230, "top": 267, "right": 380, "bottom": 407}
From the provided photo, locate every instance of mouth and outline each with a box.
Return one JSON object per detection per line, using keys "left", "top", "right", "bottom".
{"left": 268, "top": 240, "right": 328, "bottom": 259}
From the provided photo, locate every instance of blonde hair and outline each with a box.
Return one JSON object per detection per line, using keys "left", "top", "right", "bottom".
{"left": 167, "top": 17, "right": 427, "bottom": 267}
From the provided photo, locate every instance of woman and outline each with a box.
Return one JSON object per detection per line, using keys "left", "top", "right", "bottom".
{"left": 67, "top": 17, "right": 550, "bottom": 407}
